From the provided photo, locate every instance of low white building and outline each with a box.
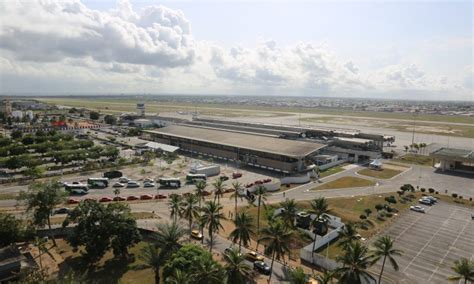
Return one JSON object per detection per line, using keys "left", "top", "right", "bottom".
{"left": 11, "top": 110, "right": 23, "bottom": 119}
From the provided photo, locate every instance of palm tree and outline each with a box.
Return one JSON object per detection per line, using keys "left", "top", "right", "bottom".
{"left": 279, "top": 198, "right": 299, "bottom": 228}
{"left": 370, "top": 235, "right": 403, "bottom": 284}
{"left": 309, "top": 197, "right": 331, "bottom": 258}
{"left": 286, "top": 266, "right": 308, "bottom": 284}
{"left": 338, "top": 222, "right": 359, "bottom": 249}
{"left": 194, "top": 180, "right": 207, "bottom": 208}
{"left": 154, "top": 221, "right": 186, "bottom": 258}
{"left": 253, "top": 185, "right": 267, "bottom": 250}
{"left": 191, "top": 254, "right": 227, "bottom": 284}
{"left": 167, "top": 269, "right": 190, "bottom": 284}
{"left": 179, "top": 193, "right": 200, "bottom": 238}
{"left": 315, "top": 270, "right": 335, "bottom": 284}
{"left": 230, "top": 181, "right": 242, "bottom": 220}
{"left": 223, "top": 247, "right": 253, "bottom": 284}
{"left": 212, "top": 178, "right": 226, "bottom": 204}
{"left": 448, "top": 258, "right": 474, "bottom": 284}
{"left": 169, "top": 194, "right": 182, "bottom": 223}
{"left": 229, "top": 211, "right": 254, "bottom": 252}
{"left": 138, "top": 243, "right": 165, "bottom": 284}
{"left": 259, "top": 218, "right": 293, "bottom": 283}
{"left": 200, "top": 200, "right": 226, "bottom": 252}
{"left": 335, "top": 241, "right": 375, "bottom": 284}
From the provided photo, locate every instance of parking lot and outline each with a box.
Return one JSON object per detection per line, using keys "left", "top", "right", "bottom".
{"left": 371, "top": 201, "right": 474, "bottom": 284}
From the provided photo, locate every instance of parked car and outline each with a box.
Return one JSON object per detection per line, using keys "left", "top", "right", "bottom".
{"left": 155, "top": 194, "right": 167, "bottom": 199}
{"left": 54, "top": 208, "right": 70, "bottom": 215}
{"left": 232, "top": 172, "right": 242, "bottom": 179}
{"left": 113, "top": 196, "right": 126, "bottom": 201}
{"left": 410, "top": 205, "right": 425, "bottom": 213}
{"left": 253, "top": 261, "right": 271, "bottom": 275}
{"left": 112, "top": 182, "right": 126, "bottom": 188}
{"left": 127, "top": 195, "right": 139, "bottom": 201}
{"left": 143, "top": 181, "right": 156, "bottom": 188}
{"left": 219, "top": 175, "right": 229, "bottom": 181}
{"left": 67, "top": 198, "right": 79, "bottom": 204}
{"left": 144, "top": 178, "right": 154, "bottom": 183}
{"left": 127, "top": 181, "right": 140, "bottom": 188}
{"left": 419, "top": 198, "right": 432, "bottom": 206}
{"left": 245, "top": 251, "right": 264, "bottom": 262}
{"left": 99, "top": 197, "right": 113, "bottom": 203}
{"left": 103, "top": 170, "right": 123, "bottom": 179}
{"left": 425, "top": 196, "right": 438, "bottom": 203}
{"left": 70, "top": 189, "right": 88, "bottom": 196}
{"left": 119, "top": 177, "right": 130, "bottom": 183}
{"left": 191, "top": 230, "right": 203, "bottom": 240}
{"left": 140, "top": 194, "right": 153, "bottom": 200}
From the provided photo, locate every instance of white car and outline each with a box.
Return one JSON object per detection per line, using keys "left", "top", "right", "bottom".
{"left": 112, "top": 182, "right": 126, "bottom": 188}
{"left": 143, "top": 181, "right": 155, "bottom": 188}
{"left": 127, "top": 181, "right": 140, "bottom": 188}
{"left": 419, "top": 198, "right": 432, "bottom": 206}
{"left": 410, "top": 205, "right": 425, "bottom": 213}
{"left": 118, "top": 177, "right": 130, "bottom": 183}
{"left": 144, "top": 178, "right": 154, "bottom": 183}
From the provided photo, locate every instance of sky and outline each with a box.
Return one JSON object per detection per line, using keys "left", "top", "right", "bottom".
{"left": 0, "top": 0, "right": 472, "bottom": 100}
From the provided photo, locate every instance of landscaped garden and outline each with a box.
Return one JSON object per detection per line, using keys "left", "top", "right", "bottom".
{"left": 357, "top": 168, "right": 402, "bottom": 179}
{"left": 393, "top": 154, "right": 433, "bottom": 166}
{"left": 312, "top": 176, "right": 375, "bottom": 190}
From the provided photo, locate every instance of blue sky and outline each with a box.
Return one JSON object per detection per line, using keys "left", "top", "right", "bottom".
{"left": 0, "top": 0, "right": 472, "bottom": 99}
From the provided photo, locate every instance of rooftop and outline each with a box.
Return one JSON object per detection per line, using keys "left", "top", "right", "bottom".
{"left": 145, "top": 125, "right": 325, "bottom": 158}
{"left": 430, "top": 147, "right": 474, "bottom": 160}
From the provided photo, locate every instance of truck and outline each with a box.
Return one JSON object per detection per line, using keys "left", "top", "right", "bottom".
{"left": 189, "top": 164, "right": 220, "bottom": 177}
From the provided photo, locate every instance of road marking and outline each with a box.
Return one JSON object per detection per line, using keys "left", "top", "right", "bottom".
{"left": 402, "top": 209, "right": 458, "bottom": 273}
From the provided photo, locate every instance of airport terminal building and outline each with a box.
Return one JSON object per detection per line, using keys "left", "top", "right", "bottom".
{"left": 144, "top": 125, "right": 326, "bottom": 174}
{"left": 430, "top": 147, "right": 474, "bottom": 174}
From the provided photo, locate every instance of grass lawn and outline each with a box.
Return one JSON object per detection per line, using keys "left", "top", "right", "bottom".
{"left": 357, "top": 168, "right": 402, "bottom": 179}
{"left": 319, "top": 165, "right": 347, "bottom": 178}
{"left": 394, "top": 154, "right": 433, "bottom": 167}
{"left": 0, "top": 193, "right": 18, "bottom": 200}
{"left": 313, "top": 176, "right": 375, "bottom": 190}
{"left": 54, "top": 239, "right": 155, "bottom": 284}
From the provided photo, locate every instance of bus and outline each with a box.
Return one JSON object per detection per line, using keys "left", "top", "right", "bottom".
{"left": 64, "top": 183, "right": 89, "bottom": 192}
{"left": 186, "top": 174, "right": 206, "bottom": 183}
{"left": 87, "top": 178, "right": 109, "bottom": 188}
{"left": 159, "top": 178, "right": 181, "bottom": 189}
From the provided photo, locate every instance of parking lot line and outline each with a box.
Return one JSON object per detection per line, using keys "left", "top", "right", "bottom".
{"left": 394, "top": 207, "right": 432, "bottom": 241}
{"left": 402, "top": 209, "right": 458, "bottom": 273}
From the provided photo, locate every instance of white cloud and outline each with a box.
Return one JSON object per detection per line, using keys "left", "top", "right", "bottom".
{"left": 0, "top": 0, "right": 470, "bottom": 99}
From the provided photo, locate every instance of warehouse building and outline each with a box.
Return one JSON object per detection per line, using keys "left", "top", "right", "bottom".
{"left": 430, "top": 147, "right": 474, "bottom": 174}
{"left": 144, "top": 125, "right": 326, "bottom": 174}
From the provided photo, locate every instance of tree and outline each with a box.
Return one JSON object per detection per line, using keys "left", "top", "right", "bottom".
{"left": 338, "top": 223, "right": 359, "bottom": 249}
{"left": 309, "top": 197, "right": 331, "bottom": 258}
{"left": 364, "top": 208, "right": 372, "bottom": 217}
{"left": 229, "top": 211, "right": 254, "bottom": 252}
{"left": 315, "top": 270, "right": 335, "bottom": 284}
{"left": 285, "top": 266, "right": 308, "bottom": 284}
{"left": 163, "top": 244, "right": 224, "bottom": 283}
{"left": 21, "top": 135, "right": 35, "bottom": 145}
{"left": 191, "top": 254, "right": 226, "bottom": 284}
{"left": 11, "top": 130, "right": 23, "bottom": 139}
{"left": 139, "top": 243, "right": 166, "bottom": 284}
{"left": 336, "top": 242, "right": 375, "bottom": 284}
{"left": 113, "top": 187, "right": 121, "bottom": 199}
{"left": 279, "top": 198, "right": 299, "bottom": 228}
{"left": 18, "top": 181, "right": 66, "bottom": 246}
{"left": 0, "top": 213, "right": 23, "bottom": 247}
{"left": 253, "top": 185, "right": 267, "bottom": 250}
{"left": 167, "top": 269, "right": 190, "bottom": 284}
{"left": 370, "top": 235, "right": 403, "bottom": 284}
{"left": 24, "top": 166, "right": 45, "bottom": 180}
{"left": 63, "top": 201, "right": 141, "bottom": 261}
{"left": 448, "top": 258, "right": 474, "bottom": 284}
{"left": 169, "top": 194, "right": 182, "bottom": 223}
{"left": 104, "top": 115, "right": 117, "bottom": 125}
{"left": 89, "top": 111, "right": 100, "bottom": 120}
{"left": 154, "top": 221, "right": 186, "bottom": 259}
{"left": 194, "top": 180, "right": 207, "bottom": 209}
{"left": 212, "top": 178, "right": 226, "bottom": 204}
{"left": 179, "top": 193, "right": 200, "bottom": 238}
{"left": 230, "top": 181, "right": 242, "bottom": 220}
{"left": 200, "top": 200, "right": 225, "bottom": 252}
{"left": 259, "top": 218, "right": 293, "bottom": 283}
{"left": 223, "top": 247, "right": 253, "bottom": 284}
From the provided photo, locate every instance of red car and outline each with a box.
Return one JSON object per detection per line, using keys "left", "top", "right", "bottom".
{"left": 232, "top": 172, "right": 242, "bottom": 179}
{"left": 127, "top": 195, "right": 139, "bottom": 201}
{"left": 155, "top": 194, "right": 167, "bottom": 199}
{"left": 99, "top": 197, "right": 113, "bottom": 203}
{"left": 140, "top": 194, "right": 153, "bottom": 200}
{"left": 113, "top": 196, "right": 126, "bottom": 201}
{"left": 67, "top": 198, "right": 79, "bottom": 204}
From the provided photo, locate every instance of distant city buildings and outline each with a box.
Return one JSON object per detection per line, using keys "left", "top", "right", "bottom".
{"left": 137, "top": 103, "right": 145, "bottom": 117}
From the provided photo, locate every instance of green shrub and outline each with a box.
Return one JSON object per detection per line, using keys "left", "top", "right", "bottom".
{"left": 428, "top": 188, "right": 435, "bottom": 194}
{"left": 359, "top": 215, "right": 367, "bottom": 220}
{"left": 420, "top": 188, "right": 426, "bottom": 192}
{"left": 452, "top": 193, "right": 458, "bottom": 198}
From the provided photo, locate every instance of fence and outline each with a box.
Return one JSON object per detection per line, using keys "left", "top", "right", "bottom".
{"left": 300, "top": 249, "right": 340, "bottom": 271}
